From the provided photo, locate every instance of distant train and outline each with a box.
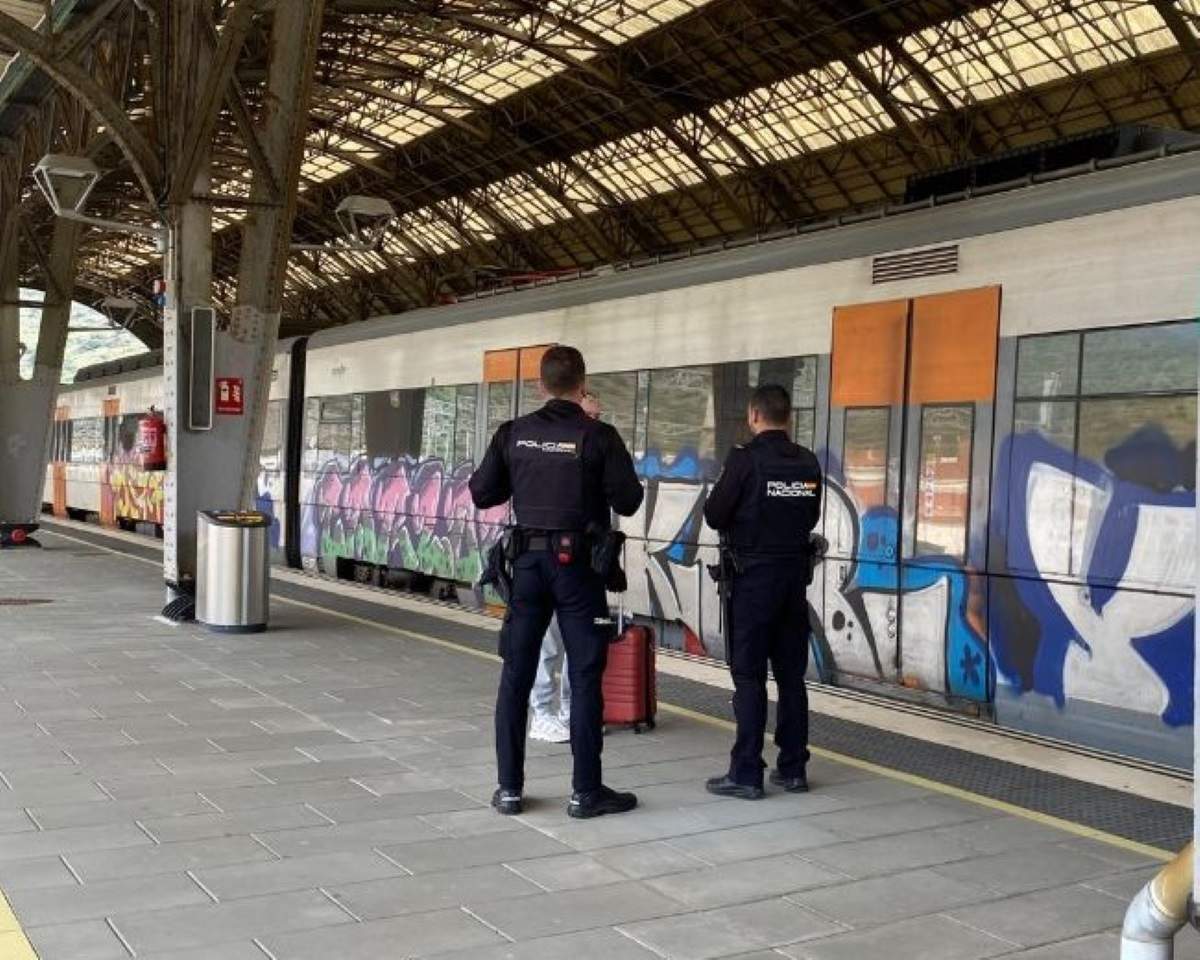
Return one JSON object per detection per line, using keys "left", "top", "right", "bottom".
{"left": 48, "top": 149, "right": 1200, "bottom": 767}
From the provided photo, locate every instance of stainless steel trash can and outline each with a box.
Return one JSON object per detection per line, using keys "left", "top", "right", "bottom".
{"left": 196, "top": 510, "right": 270, "bottom": 633}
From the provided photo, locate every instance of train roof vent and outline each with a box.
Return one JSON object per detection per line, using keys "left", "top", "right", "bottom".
{"left": 872, "top": 244, "right": 958, "bottom": 284}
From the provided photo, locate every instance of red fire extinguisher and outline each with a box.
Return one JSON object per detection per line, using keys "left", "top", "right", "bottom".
{"left": 137, "top": 408, "right": 167, "bottom": 470}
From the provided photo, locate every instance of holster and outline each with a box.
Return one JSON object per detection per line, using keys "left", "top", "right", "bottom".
{"left": 804, "top": 532, "right": 829, "bottom": 586}
{"left": 707, "top": 539, "right": 741, "bottom": 666}
{"left": 479, "top": 527, "right": 518, "bottom": 604}
{"left": 588, "top": 523, "right": 628, "bottom": 593}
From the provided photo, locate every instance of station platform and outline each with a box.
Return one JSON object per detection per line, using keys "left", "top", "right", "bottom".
{"left": 0, "top": 522, "right": 1193, "bottom": 960}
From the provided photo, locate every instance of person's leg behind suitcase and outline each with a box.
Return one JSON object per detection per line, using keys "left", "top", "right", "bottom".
{"left": 770, "top": 565, "right": 811, "bottom": 783}
{"left": 496, "top": 554, "right": 555, "bottom": 795}
{"left": 529, "top": 616, "right": 568, "bottom": 741}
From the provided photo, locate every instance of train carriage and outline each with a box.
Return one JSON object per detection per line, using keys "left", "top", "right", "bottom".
{"left": 50, "top": 148, "right": 1200, "bottom": 767}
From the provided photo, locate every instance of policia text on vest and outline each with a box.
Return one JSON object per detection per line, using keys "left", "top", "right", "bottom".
{"left": 469, "top": 345, "right": 643, "bottom": 820}
{"left": 701, "top": 383, "right": 824, "bottom": 801}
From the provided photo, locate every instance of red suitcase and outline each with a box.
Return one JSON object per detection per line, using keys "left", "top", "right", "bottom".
{"left": 603, "top": 622, "right": 656, "bottom": 733}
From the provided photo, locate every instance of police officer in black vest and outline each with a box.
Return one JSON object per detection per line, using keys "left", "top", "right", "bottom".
{"left": 702, "top": 384, "right": 823, "bottom": 799}
{"left": 469, "top": 345, "right": 644, "bottom": 818}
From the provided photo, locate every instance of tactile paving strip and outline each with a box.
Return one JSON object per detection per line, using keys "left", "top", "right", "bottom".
{"left": 43, "top": 521, "right": 1194, "bottom": 851}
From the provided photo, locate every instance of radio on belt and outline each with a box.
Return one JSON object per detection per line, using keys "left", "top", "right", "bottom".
{"left": 195, "top": 510, "right": 271, "bottom": 634}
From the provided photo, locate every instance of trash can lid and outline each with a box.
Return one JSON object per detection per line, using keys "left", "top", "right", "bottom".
{"left": 200, "top": 510, "right": 272, "bottom": 527}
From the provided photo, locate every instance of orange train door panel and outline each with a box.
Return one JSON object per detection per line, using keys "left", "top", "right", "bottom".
{"left": 817, "top": 287, "right": 1000, "bottom": 704}
{"left": 822, "top": 301, "right": 910, "bottom": 684}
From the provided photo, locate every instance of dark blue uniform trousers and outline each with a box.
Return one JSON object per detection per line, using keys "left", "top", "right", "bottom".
{"left": 496, "top": 551, "right": 610, "bottom": 795}
{"left": 728, "top": 560, "right": 811, "bottom": 787}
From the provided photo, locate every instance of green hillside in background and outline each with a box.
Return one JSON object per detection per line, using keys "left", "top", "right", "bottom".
{"left": 17, "top": 289, "right": 147, "bottom": 383}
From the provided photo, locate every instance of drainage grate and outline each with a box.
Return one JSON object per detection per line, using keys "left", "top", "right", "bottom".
{"left": 0, "top": 599, "right": 53, "bottom": 606}
{"left": 872, "top": 243, "right": 959, "bottom": 283}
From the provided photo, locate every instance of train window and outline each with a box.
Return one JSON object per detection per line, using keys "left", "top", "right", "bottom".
{"left": 260, "top": 401, "right": 284, "bottom": 470}
{"left": 365, "top": 389, "right": 424, "bottom": 461}
{"left": 486, "top": 381, "right": 514, "bottom": 438}
{"left": 843, "top": 407, "right": 890, "bottom": 509}
{"left": 747, "top": 356, "right": 819, "bottom": 449}
{"left": 1081, "top": 322, "right": 1198, "bottom": 396}
{"left": 794, "top": 409, "right": 816, "bottom": 450}
{"left": 116, "top": 415, "right": 140, "bottom": 462}
{"left": 517, "top": 378, "right": 544, "bottom": 415}
{"left": 1077, "top": 396, "right": 1196, "bottom": 488}
{"left": 634, "top": 370, "right": 650, "bottom": 461}
{"left": 70, "top": 417, "right": 105, "bottom": 464}
{"left": 914, "top": 405, "right": 974, "bottom": 561}
{"left": 1016, "top": 333, "right": 1079, "bottom": 399}
{"left": 647, "top": 366, "right": 716, "bottom": 479}
{"left": 419, "top": 387, "right": 456, "bottom": 463}
{"left": 586, "top": 371, "right": 638, "bottom": 451}
{"left": 454, "top": 385, "right": 477, "bottom": 465}
{"left": 1008, "top": 321, "right": 1198, "bottom": 585}
{"left": 1013, "top": 399, "right": 1076, "bottom": 453}
{"left": 309, "top": 394, "right": 363, "bottom": 466}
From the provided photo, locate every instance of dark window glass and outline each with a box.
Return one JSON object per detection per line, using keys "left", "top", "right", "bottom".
{"left": 794, "top": 409, "right": 816, "bottom": 450}
{"left": 70, "top": 417, "right": 104, "bottom": 464}
{"left": 455, "top": 385, "right": 478, "bottom": 465}
{"left": 260, "top": 400, "right": 283, "bottom": 471}
{"left": 308, "top": 395, "right": 362, "bottom": 466}
{"left": 1081, "top": 322, "right": 1198, "bottom": 395}
{"left": 364, "top": 389, "right": 424, "bottom": 461}
{"left": 843, "top": 407, "right": 890, "bottom": 510}
{"left": 1077, "top": 396, "right": 1196, "bottom": 489}
{"left": 587, "top": 371, "right": 638, "bottom": 451}
{"left": 1014, "top": 399, "right": 1076, "bottom": 452}
{"left": 634, "top": 370, "right": 650, "bottom": 460}
{"left": 1016, "top": 333, "right": 1079, "bottom": 399}
{"left": 302, "top": 397, "right": 320, "bottom": 472}
{"left": 486, "top": 382, "right": 514, "bottom": 438}
{"left": 116, "top": 415, "right": 140, "bottom": 462}
{"left": 518, "top": 378, "right": 544, "bottom": 415}
{"left": 915, "top": 405, "right": 974, "bottom": 560}
{"left": 647, "top": 366, "right": 715, "bottom": 477}
{"left": 420, "top": 386, "right": 456, "bottom": 463}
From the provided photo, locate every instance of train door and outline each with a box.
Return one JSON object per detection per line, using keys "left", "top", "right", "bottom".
{"left": 822, "top": 287, "right": 999, "bottom": 703}
{"left": 51, "top": 406, "right": 70, "bottom": 518}
{"left": 482, "top": 344, "right": 554, "bottom": 428}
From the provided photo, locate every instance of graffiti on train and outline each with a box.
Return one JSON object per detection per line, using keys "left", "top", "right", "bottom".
{"left": 991, "top": 427, "right": 1195, "bottom": 728}
{"left": 619, "top": 452, "right": 989, "bottom": 700}
{"left": 300, "top": 456, "right": 509, "bottom": 583}
{"left": 105, "top": 465, "right": 164, "bottom": 524}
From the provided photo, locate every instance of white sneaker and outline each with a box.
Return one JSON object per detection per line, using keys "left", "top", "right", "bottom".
{"left": 530, "top": 714, "right": 570, "bottom": 743}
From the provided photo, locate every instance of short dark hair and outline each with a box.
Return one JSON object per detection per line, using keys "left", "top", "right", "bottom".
{"left": 540, "top": 345, "right": 586, "bottom": 396}
{"left": 749, "top": 384, "right": 791, "bottom": 426}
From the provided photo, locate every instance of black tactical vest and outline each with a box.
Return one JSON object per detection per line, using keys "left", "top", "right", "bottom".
{"left": 730, "top": 437, "right": 820, "bottom": 557}
{"left": 508, "top": 413, "right": 588, "bottom": 531}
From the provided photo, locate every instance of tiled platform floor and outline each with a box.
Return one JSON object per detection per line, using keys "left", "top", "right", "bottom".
{"left": 0, "top": 535, "right": 1191, "bottom": 960}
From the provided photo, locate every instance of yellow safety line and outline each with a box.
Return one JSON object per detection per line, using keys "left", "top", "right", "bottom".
{"left": 0, "top": 888, "right": 37, "bottom": 960}
{"left": 38, "top": 526, "right": 1181, "bottom": 863}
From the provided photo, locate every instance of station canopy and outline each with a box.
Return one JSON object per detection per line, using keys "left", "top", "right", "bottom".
{"left": 1, "top": 0, "right": 1198, "bottom": 347}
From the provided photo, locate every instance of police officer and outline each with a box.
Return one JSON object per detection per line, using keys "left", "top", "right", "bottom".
{"left": 469, "top": 346, "right": 644, "bottom": 818}
{"left": 702, "top": 384, "right": 822, "bottom": 799}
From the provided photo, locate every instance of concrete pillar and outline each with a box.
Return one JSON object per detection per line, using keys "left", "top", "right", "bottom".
{"left": 161, "top": 0, "right": 326, "bottom": 607}
{"left": 0, "top": 213, "right": 82, "bottom": 529}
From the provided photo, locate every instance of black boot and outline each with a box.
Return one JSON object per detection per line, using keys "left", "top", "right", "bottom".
{"left": 705, "top": 775, "right": 765, "bottom": 800}
{"left": 567, "top": 785, "right": 637, "bottom": 819}
{"left": 769, "top": 769, "right": 809, "bottom": 793}
{"left": 492, "top": 788, "right": 523, "bottom": 815}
